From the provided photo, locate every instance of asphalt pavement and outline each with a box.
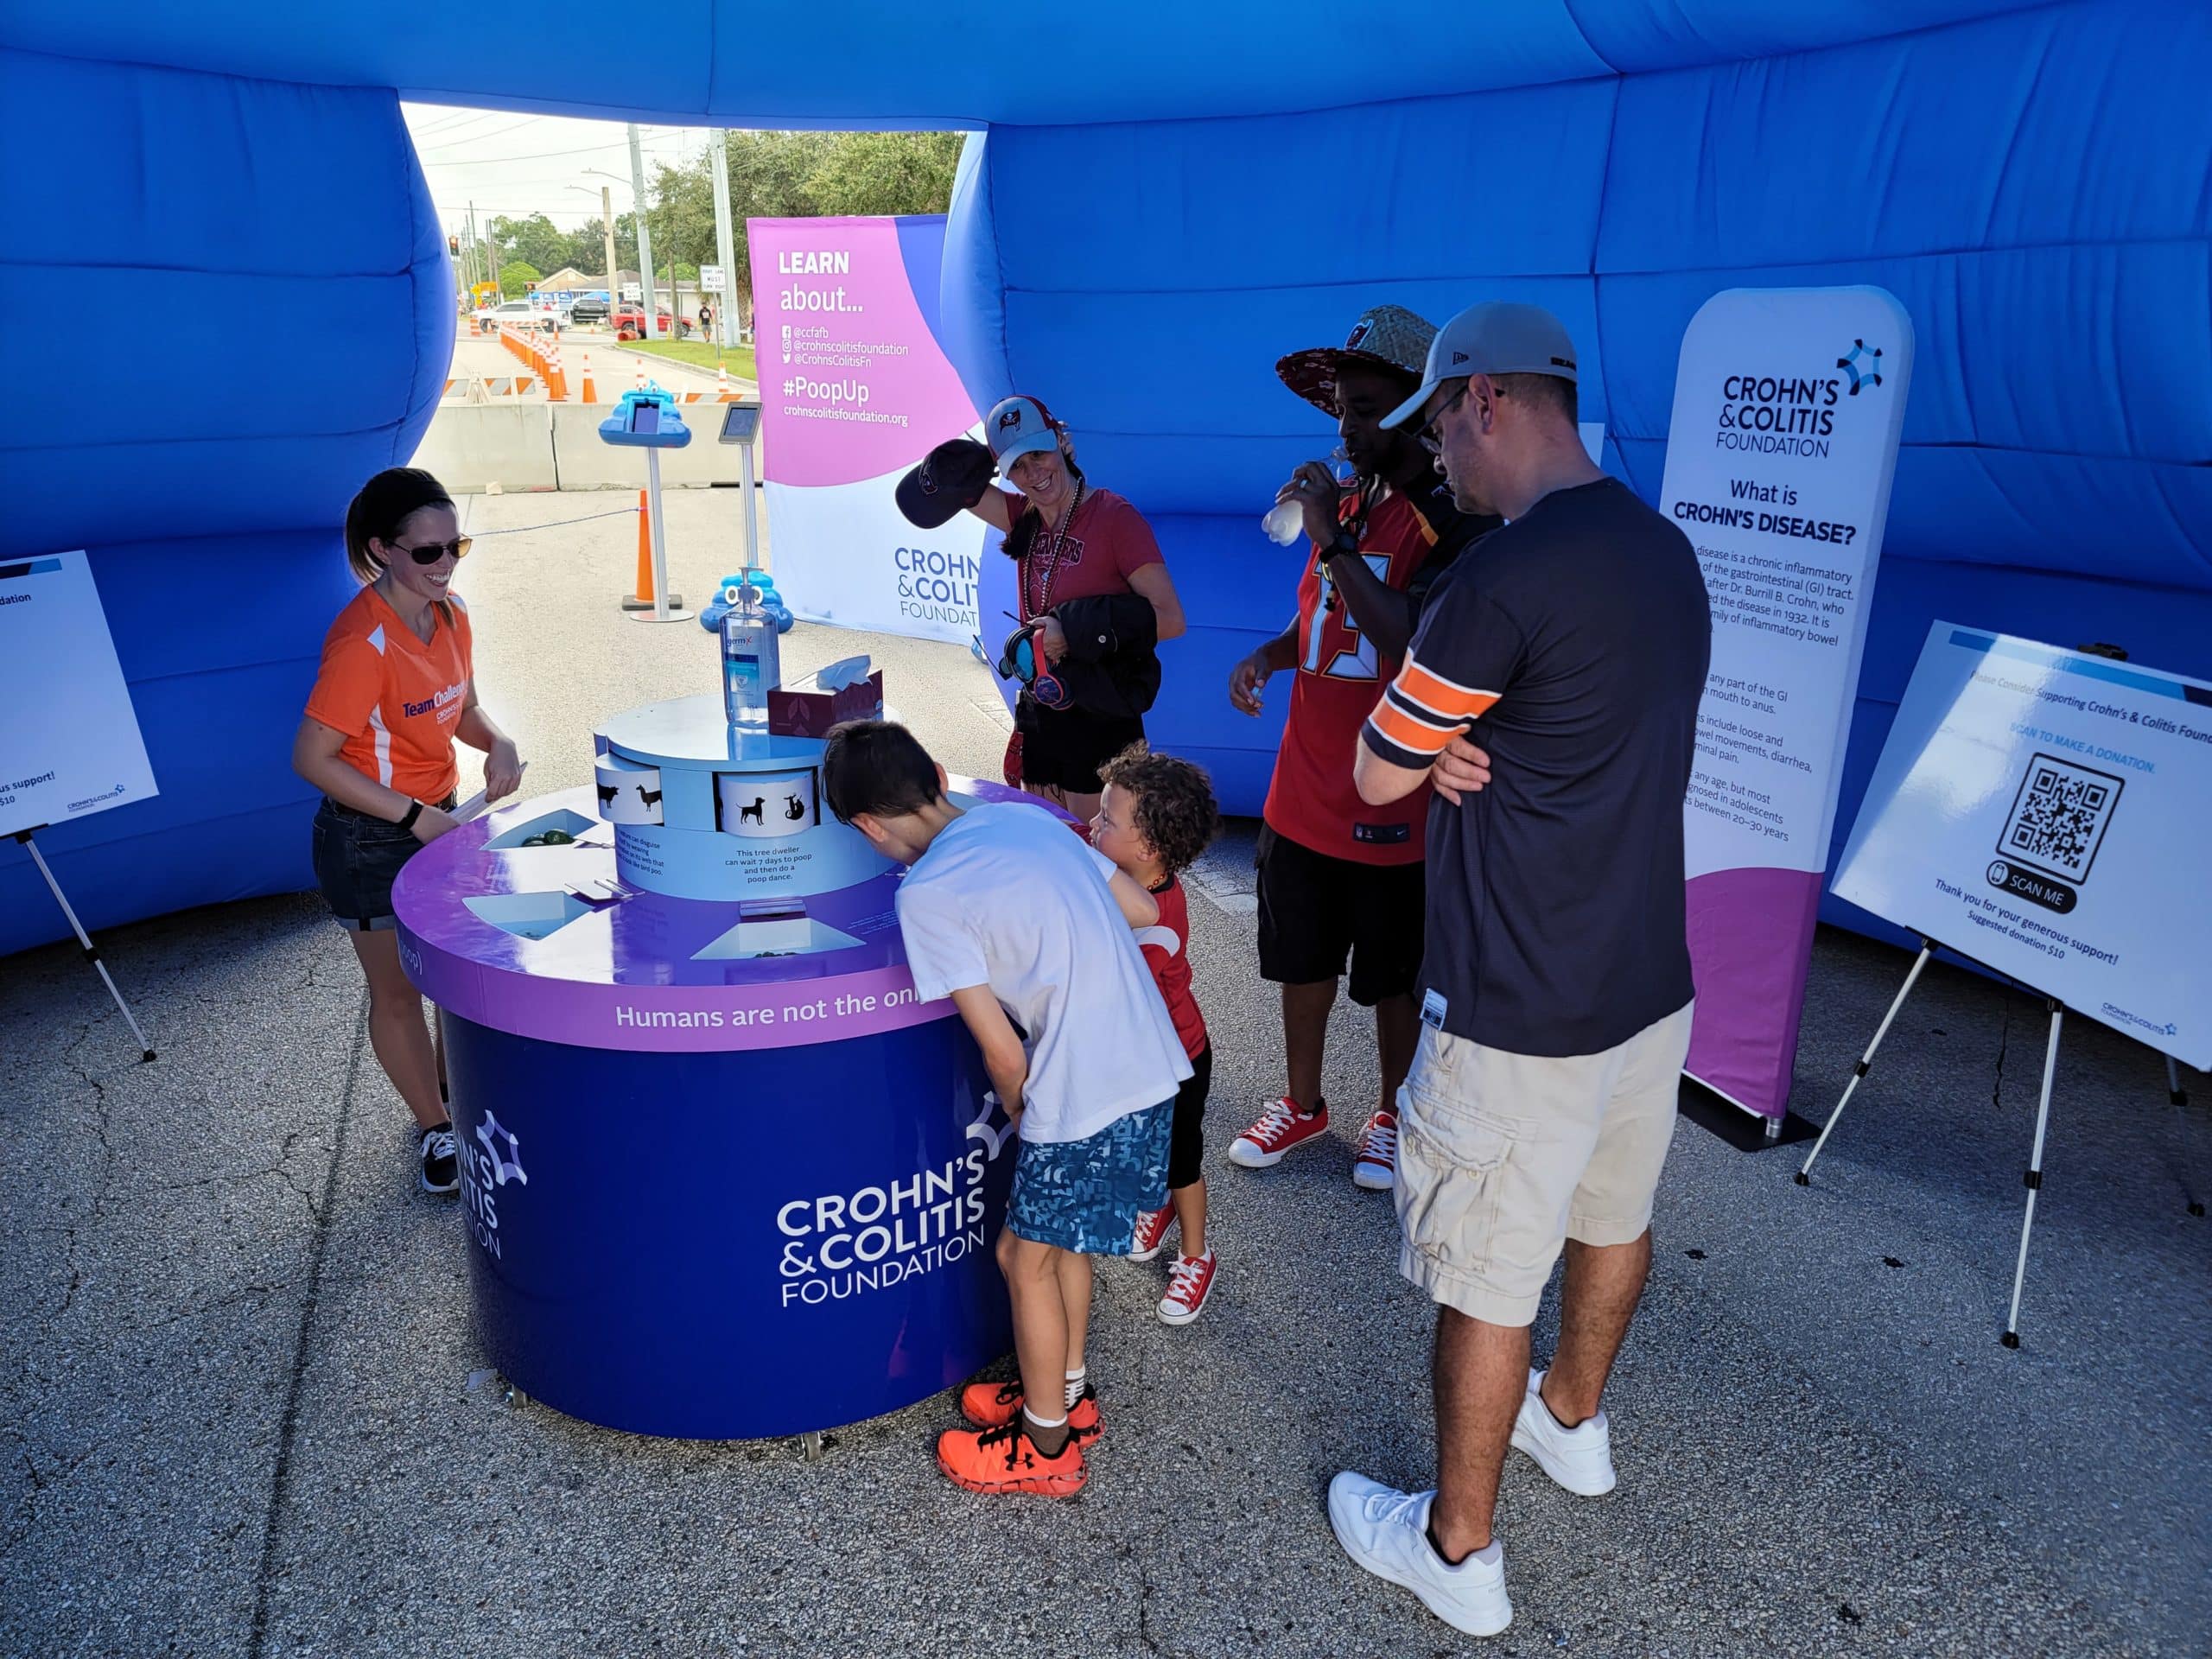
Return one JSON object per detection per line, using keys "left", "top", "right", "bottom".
{"left": 3, "top": 489, "right": 2207, "bottom": 1657}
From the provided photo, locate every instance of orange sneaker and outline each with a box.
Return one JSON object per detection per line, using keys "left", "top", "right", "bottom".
{"left": 937, "top": 1420, "right": 1087, "bottom": 1497}
{"left": 959, "top": 1378, "right": 1103, "bottom": 1442}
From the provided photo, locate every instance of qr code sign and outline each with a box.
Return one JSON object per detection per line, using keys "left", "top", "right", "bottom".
{"left": 1998, "top": 753, "right": 2124, "bottom": 883}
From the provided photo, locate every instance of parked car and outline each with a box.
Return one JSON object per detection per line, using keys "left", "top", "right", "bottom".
{"left": 568, "top": 296, "right": 610, "bottom": 326}
{"left": 610, "top": 303, "right": 692, "bottom": 340}
{"left": 491, "top": 298, "right": 558, "bottom": 334}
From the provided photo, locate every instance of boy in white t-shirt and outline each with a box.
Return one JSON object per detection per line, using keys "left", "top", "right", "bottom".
{"left": 823, "top": 721, "right": 1193, "bottom": 1498}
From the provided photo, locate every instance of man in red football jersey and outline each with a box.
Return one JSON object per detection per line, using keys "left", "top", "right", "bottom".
{"left": 1226, "top": 306, "right": 1500, "bottom": 1190}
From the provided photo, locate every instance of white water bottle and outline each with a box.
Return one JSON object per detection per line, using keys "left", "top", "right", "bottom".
{"left": 720, "top": 573, "right": 781, "bottom": 727}
{"left": 1262, "top": 447, "right": 1355, "bottom": 544}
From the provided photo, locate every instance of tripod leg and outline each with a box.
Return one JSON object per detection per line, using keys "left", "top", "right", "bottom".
{"left": 2002, "top": 1001, "right": 2063, "bottom": 1349}
{"left": 1797, "top": 944, "right": 1934, "bottom": 1184}
{"left": 2166, "top": 1054, "right": 2203, "bottom": 1217}
{"left": 18, "top": 832, "right": 156, "bottom": 1062}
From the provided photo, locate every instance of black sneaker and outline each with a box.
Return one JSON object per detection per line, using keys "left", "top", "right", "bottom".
{"left": 419, "top": 1122, "right": 459, "bottom": 1194}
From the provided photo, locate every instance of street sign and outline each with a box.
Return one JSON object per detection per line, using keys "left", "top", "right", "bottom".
{"left": 700, "top": 264, "right": 726, "bottom": 293}
{"left": 620, "top": 283, "right": 643, "bottom": 302}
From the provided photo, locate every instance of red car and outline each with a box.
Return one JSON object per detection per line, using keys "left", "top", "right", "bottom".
{"left": 611, "top": 304, "right": 693, "bottom": 340}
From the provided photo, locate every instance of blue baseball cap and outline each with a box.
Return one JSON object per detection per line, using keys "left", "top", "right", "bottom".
{"left": 984, "top": 395, "right": 1062, "bottom": 468}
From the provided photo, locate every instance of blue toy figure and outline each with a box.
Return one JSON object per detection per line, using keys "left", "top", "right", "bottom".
{"left": 699, "top": 571, "right": 794, "bottom": 635}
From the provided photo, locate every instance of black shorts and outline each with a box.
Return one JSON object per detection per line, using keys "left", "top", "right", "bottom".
{"left": 1168, "top": 1043, "right": 1212, "bottom": 1190}
{"left": 311, "top": 795, "right": 451, "bottom": 931}
{"left": 1255, "top": 824, "right": 1426, "bottom": 1007}
{"left": 1014, "top": 695, "right": 1145, "bottom": 796}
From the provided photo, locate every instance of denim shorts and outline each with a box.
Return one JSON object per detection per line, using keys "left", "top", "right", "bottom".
{"left": 1006, "top": 1102, "right": 1173, "bottom": 1255}
{"left": 311, "top": 796, "right": 449, "bottom": 931}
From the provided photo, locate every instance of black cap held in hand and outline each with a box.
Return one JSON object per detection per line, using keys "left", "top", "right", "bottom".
{"left": 895, "top": 437, "right": 995, "bottom": 529}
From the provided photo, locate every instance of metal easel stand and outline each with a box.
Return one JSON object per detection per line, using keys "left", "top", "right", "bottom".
{"left": 2166, "top": 1054, "right": 2205, "bottom": 1217}
{"left": 12, "top": 827, "right": 156, "bottom": 1062}
{"left": 1790, "top": 935, "right": 2193, "bottom": 1347}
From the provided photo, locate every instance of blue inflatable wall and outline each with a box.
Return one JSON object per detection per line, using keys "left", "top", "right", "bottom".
{"left": 3, "top": 1, "right": 2207, "bottom": 953}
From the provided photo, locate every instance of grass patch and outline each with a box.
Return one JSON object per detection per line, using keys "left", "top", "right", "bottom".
{"left": 628, "top": 338, "right": 758, "bottom": 383}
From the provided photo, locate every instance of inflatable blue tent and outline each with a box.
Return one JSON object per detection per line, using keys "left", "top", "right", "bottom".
{"left": 3, "top": 0, "right": 2207, "bottom": 954}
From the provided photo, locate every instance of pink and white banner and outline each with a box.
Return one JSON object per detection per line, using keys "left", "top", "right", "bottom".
{"left": 1661, "top": 287, "right": 1915, "bottom": 1122}
{"left": 747, "top": 215, "right": 987, "bottom": 645}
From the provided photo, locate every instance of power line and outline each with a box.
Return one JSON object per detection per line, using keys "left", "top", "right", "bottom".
{"left": 417, "top": 118, "right": 553, "bottom": 155}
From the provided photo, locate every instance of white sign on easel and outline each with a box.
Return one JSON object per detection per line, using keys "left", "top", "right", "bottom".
{"left": 1, "top": 550, "right": 157, "bottom": 838}
{"left": 1802, "top": 624, "right": 2210, "bottom": 1346}
{"left": 1833, "top": 625, "right": 2211, "bottom": 1068}
{"left": 1, "top": 550, "right": 160, "bottom": 1060}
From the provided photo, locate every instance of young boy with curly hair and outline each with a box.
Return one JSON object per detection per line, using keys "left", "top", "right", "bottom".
{"left": 1090, "top": 743, "right": 1221, "bottom": 1325}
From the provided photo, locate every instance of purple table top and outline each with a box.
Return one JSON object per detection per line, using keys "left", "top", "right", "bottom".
{"left": 392, "top": 777, "right": 1053, "bottom": 1052}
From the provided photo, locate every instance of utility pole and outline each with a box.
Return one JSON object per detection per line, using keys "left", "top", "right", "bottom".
{"left": 469, "top": 201, "right": 487, "bottom": 291}
{"left": 599, "top": 185, "right": 619, "bottom": 301}
{"left": 628, "top": 123, "right": 658, "bottom": 340}
{"left": 709, "top": 128, "right": 740, "bottom": 351}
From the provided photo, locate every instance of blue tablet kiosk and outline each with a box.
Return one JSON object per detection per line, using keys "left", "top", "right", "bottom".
{"left": 599, "top": 386, "right": 692, "bottom": 623}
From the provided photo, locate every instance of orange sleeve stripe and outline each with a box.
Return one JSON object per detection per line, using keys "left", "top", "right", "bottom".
{"left": 1368, "top": 699, "right": 1457, "bottom": 757}
{"left": 1395, "top": 658, "right": 1499, "bottom": 721}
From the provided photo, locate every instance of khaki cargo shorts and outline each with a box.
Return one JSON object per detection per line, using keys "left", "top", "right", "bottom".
{"left": 1393, "top": 1001, "right": 1694, "bottom": 1326}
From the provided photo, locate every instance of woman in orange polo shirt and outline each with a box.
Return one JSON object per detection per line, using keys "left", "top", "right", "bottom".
{"left": 292, "top": 467, "right": 524, "bottom": 1195}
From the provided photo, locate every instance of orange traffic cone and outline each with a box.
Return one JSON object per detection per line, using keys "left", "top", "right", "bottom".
{"left": 580, "top": 353, "right": 597, "bottom": 404}
{"left": 546, "top": 342, "right": 567, "bottom": 402}
{"left": 621, "top": 489, "right": 656, "bottom": 610}
{"left": 716, "top": 365, "right": 734, "bottom": 403}
{"left": 634, "top": 360, "right": 647, "bottom": 391}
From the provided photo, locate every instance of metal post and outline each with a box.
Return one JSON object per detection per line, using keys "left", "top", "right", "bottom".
{"left": 627, "top": 448, "right": 688, "bottom": 624}
{"left": 741, "top": 434, "right": 760, "bottom": 570}
{"left": 600, "top": 185, "right": 619, "bottom": 311}
{"left": 628, "top": 124, "right": 658, "bottom": 340}
{"left": 2166, "top": 1053, "right": 2204, "bottom": 1217}
{"left": 1797, "top": 942, "right": 1936, "bottom": 1184}
{"left": 2001, "top": 1001, "right": 2063, "bottom": 1348}
{"left": 710, "top": 130, "right": 741, "bottom": 352}
{"left": 16, "top": 830, "right": 156, "bottom": 1062}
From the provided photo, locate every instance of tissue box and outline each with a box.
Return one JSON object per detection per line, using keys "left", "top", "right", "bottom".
{"left": 768, "top": 669, "right": 884, "bottom": 739}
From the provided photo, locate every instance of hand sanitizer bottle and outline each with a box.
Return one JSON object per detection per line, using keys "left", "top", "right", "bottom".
{"left": 720, "top": 570, "right": 781, "bottom": 728}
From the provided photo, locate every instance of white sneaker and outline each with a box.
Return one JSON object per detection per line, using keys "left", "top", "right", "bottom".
{"left": 1510, "top": 1369, "right": 1617, "bottom": 1496}
{"left": 1326, "top": 1471, "right": 1511, "bottom": 1637}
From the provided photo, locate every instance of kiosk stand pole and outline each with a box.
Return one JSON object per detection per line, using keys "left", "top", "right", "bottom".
{"left": 631, "top": 448, "right": 690, "bottom": 624}
{"left": 1796, "top": 939, "right": 1936, "bottom": 1184}
{"left": 2167, "top": 1055, "right": 2204, "bottom": 1217}
{"left": 741, "top": 434, "right": 760, "bottom": 571}
{"left": 2002, "top": 1000, "right": 2064, "bottom": 1348}
{"left": 13, "top": 828, "right": 156, "bottom": 1062}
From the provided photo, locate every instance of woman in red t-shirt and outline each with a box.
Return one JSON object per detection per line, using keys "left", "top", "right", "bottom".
{"left": 967, "top": 396, "right": 1185, "bottom": 822}
{"left": 290, "top": 467, "right": 525, "bottom": 1196}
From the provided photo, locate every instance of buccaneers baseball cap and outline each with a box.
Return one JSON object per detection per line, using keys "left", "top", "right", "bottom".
{"left": 984, "top": 394, "right": 1062, "bottom": 468}
{"left": 1381, "top": 302, "right": 1580, "bottom": 430}
{"left": 895, "top": 436, "right": 995, "bottom": 529}
{"left": 1274, "top": 304, "right": 1435, "bottom": 414}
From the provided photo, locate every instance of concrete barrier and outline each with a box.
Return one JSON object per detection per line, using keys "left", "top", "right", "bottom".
{"left": 549, "top": 404, "right": 753, "bottom": 490}
{"left": 408, "top": 403, "right": 559, "bottom": 493}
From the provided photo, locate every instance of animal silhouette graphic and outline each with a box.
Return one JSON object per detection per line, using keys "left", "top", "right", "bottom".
{"left": 784, "top": 793, "right": 806, "bottom": 821}
{"left": 596, "top": 783, "right": 619, "bottom": 808}
{"left": 739, "top": 796, "right": 766, "bottom": 826}
{"left": 637, "top": 785, "right": 663, "bottom": 810}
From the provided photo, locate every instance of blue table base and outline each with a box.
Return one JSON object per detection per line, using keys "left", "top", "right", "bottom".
{"left": 445, "top": 1014, "right": 1014, "bottom": 1439}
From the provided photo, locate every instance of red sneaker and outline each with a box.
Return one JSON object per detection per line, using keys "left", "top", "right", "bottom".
{"left": 938, "top": 1420, "right": 1086, "bottom": 1497}
{"left": 958, "top": 1378, "right": 1102, "bottom": 1443}
{"left": 1352, "top": 1108, "right": 1399, "bottom": 1191}
{"left": 1228, "top": 1098, "right": 1329, "bottom": 1168}
{"left": 1130, "top": 1203, "right": 1175, "bottom": 1262}
{"left": 1157, "top": 1250, "right": 1217, "bottom": 1326}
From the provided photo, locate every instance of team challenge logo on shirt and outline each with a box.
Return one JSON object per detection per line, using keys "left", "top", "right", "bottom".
{"left": 402, "top": 681, "right": 467, "bottom": 721}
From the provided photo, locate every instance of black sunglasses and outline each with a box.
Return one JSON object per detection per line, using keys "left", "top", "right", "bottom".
{"left": 390, "top": 537, "right": 472, "bottom": 566}
{"left": 1414, "top": 385, "right": 1471, "bottom": 455}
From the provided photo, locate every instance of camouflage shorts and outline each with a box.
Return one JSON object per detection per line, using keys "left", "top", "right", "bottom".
{"left": 1006, "top": 1102, "right": 1173, "bottom": 1255}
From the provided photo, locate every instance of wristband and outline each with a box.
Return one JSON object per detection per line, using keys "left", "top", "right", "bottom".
{"left": 396, "top": 799, "right": 423, "bottom": 833}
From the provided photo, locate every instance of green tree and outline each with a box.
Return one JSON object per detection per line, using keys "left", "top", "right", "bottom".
{"left": 489, "top": 213, "right": 569, "bottom": 275}
{"left": 499, "top": 260, "right": 543, "bottom": 297}
{"left": 806, "top": 131, "right": 964, "bottom": 218}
